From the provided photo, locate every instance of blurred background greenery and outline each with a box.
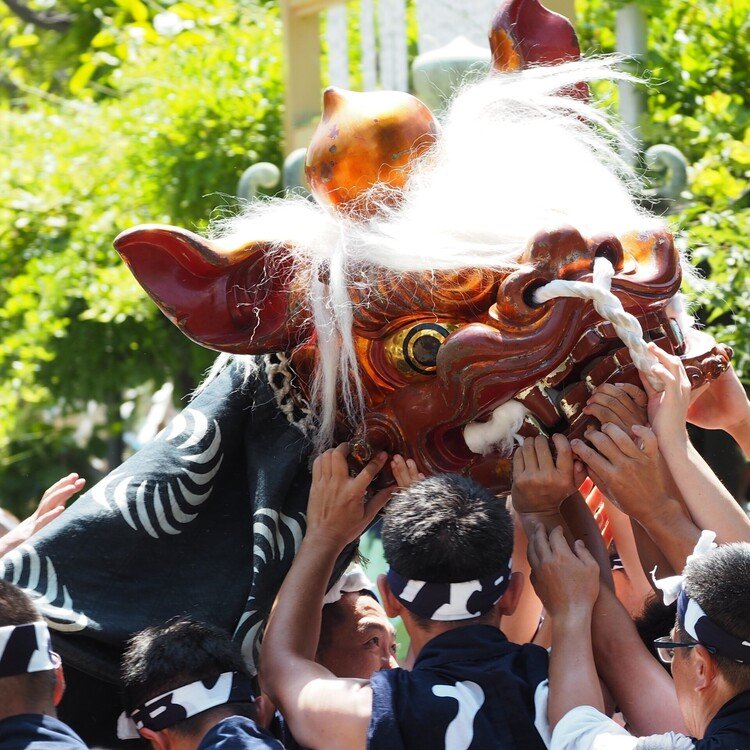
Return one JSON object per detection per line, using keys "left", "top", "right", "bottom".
{"left": 0, "top": 0, "right": 747, "bottom": 515}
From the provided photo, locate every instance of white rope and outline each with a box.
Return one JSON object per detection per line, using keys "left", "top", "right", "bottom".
{"left": 532, "top": 256, "right": 663, "bottom": 391}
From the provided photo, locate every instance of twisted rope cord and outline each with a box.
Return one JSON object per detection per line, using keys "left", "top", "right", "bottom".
{"left": 533, "top": 256, "right": 663, "bottom": 391}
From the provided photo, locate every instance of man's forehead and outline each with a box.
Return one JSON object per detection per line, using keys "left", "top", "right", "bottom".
{"left": 353, "top": 595, "right": 385, "bottom": 616}
{"left": 353, "top": 596, "right": 394, "bottom": 631}
{"left": 357, "top": 616, "right": 396, "bottom": 638}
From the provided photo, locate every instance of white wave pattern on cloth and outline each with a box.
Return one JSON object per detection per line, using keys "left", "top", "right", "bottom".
{"left": 0, "top": 545, "right": 88, "bottom": 632}
{"left": 234, "top": 506, "right": 307, "bottom": 674}
{"left": 91, "top": 408, "right": 223, "bottom": 538}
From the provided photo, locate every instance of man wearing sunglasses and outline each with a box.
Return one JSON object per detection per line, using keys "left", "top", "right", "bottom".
{"left": 0, "top": 579, "right": 86, "bottom": 750}
{"left": 532, "top": 530, "right": 750, "bottom": 750}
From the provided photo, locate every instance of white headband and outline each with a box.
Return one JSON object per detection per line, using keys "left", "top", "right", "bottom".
{"left": 117, "top": 671, "right": 255, "bottom": 740}
{"left": 652, "top": 529, "right": 717, "bottom": 605}
{"left": 323, "top": 564, "right": 377, "bottom": 605}
{"left": 0, "top": 621, "right": 59, "bottom": 677}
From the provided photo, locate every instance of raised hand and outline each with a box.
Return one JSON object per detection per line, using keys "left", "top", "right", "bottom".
{"left": 687, "top": 365, "right": 750, "bottom": 455}
{"left": 583, "top": 382, "right": 648, "bottom": 432}
{"left": 390, "top": 454, "right": 425, "bottom": 489}
{"left": 571, "top": 423, "right": 677, "bottom": 523}
{"left": 511, "top": 434, "right": 577, "bottom": 516}
{"left": 526, "top": 525, "right": 600, "bottom": 618}
{"left": 0, "top": 473, "right": 86, "bottom": 557}
{"left": 639, "top": 343, "right": 691, "bottom": 445}
{"left": 306, "top": 443, "right": 389, "bottom": 549}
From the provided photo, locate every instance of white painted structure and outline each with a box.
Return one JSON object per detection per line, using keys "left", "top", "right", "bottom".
{"left": 281, "top": 0, "right": 576, "bottom": 150}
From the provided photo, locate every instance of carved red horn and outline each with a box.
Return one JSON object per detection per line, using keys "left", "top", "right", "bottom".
{"left": 114, "top": 224, "right": 309, "bottom": 354}
{"left": 489, "top": 0, "right": 588, "bottom": 99}
{"left": 490, "top": 0, "right": 581, "bottom": 70}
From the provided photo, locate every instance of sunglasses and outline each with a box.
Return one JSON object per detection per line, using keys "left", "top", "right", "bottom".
{"left": 653, "top": 636, "right": 715, "bottom": 664}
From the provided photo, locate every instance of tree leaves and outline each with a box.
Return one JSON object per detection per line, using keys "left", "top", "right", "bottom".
{"left": 0, "top": 1, "right": 283, "bottom": 514}
{"left": 579, "top": 0, "right": 749, "bottom": 382}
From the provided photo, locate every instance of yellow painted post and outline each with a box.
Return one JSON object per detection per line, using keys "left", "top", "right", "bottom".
{"left": 281, "top": 0, "right": 342, "bottom": 152}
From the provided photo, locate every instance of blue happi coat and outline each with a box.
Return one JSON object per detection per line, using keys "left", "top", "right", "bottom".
{"left": 368, "top": 624, "right": 551, "bottom": 750}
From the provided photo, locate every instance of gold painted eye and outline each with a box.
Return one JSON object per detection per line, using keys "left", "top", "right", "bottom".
{"left": 384, "top": 322, "right": 458, "bottom": 376}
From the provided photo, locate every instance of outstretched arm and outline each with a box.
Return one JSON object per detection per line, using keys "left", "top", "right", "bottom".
{"left": 260, "top": 445, "right": 390, "bottom": 750}
{"left": 688, "top": 364, "right": 750, "bottom": 457}
{"left": 570, "top": 424, "right": 690, "bottom": 734}
{"left": 590, "top": 580, "right": 687, "bottom": 735}
{"left": 528, "top": 525, "right": 603, "bottom": 728}
{"left": 642, "top": 344, "right": 750, "bottom": 544}
{"left": 572, "top": 423, "right": 700, "bottom": 574}
{"left": 0, "top": 473, "right": 85, "bottom": 558}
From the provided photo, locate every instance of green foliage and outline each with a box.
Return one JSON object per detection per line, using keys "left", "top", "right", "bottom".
{"left": 0, "top": 1, "right": 284, "bottom": 514}
{"left": 577, "top": 0, "right": 750, "bottom": 380}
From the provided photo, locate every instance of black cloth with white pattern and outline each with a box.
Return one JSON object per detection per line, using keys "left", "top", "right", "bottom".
{"left": 677, "top": 590, "right": 750, "bottom": 664}
{"left": 119, "top": 672, "right": 255, "bottom": 738}
{"left": 386, "top": 563, "right": 511, "bottom": 621}
{"left": 0, "top": 357, "right": 356, "bottom": 744}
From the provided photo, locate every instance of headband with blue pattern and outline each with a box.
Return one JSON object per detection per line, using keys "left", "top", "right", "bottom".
{"left": 677, "top": 589, "right": 750, "bottom": 664}
{"left": 387, "top": 558, "right": 512, "bottom": 621}
{"left": 117, "top": 671, "right": 255, "bottom": 739}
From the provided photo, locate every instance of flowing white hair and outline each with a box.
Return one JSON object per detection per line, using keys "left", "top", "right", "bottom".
{"left": 209, "top": 58, "right": 666, "bottom": 451}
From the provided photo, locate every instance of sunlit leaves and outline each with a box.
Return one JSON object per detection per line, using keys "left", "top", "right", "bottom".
{"left": 578, "top": 0, "right": 749, "bottom": 381}
{"left": 0, "top": 1, "right": 283, "bottom": 513}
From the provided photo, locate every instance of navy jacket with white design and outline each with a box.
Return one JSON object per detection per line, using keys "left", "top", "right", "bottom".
{"left": 196, "top": 716, "right": 285, "bottom": 750}
{"left": 368, "top": 624, "right": 551, "bottom": 750}
{"left": 0, "top": 714, "right": 87, "bottom": 750}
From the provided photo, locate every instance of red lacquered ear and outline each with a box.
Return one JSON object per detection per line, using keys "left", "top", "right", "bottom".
{"left": 114, "top": 224, "right": 309, "bottom": 354}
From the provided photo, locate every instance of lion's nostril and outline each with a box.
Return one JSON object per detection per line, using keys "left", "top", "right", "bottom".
{"left": 522, "top": 279, "right": 549, "bottom": 309}
{"left": 592, "top": 237, "right": 624, "bottom": 270}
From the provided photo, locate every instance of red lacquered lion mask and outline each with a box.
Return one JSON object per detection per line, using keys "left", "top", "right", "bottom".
{"left": 115, "top": 0, "right": 730, "bottom": 493}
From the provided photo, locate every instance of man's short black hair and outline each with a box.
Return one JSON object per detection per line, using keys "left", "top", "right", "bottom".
{"left": 121, "top": 618, "right": 256, "bottom": 736}
{"left": 634, "top": 593, "right": 676, "bottom": 674}
{"left": 382, "top": 474, "right": 513, "bottom": 584}
{"left": 681, "top": 542, "right": 750, "bottom": 692}
{"left": 0, "top": 579, "right": 56, "bottom": 704}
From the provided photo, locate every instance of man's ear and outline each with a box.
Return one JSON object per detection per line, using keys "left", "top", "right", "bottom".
{"left": 498, "top": 571, "right": 525, "bottom": 618}
{"left": 693, "top": 645, "right": 719, "bottom": 692}
{"left": 53, "top": 663, "right": 66, "bottom": 706}
{"left": 139, "top": 728, "right": 172, "bottom": 750}
{"left": 377, "top": 574, "right": 402, "bottom": 619}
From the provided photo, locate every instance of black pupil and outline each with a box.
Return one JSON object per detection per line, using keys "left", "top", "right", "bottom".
{"left": 412, "top": 334, "right": 441, "bottom": 367}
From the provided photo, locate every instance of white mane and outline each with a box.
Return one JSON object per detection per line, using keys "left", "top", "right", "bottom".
{"left": 208, "top": 58, "right": 669, "bottom": 451}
